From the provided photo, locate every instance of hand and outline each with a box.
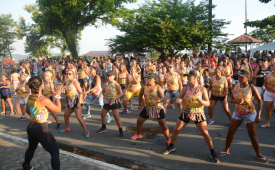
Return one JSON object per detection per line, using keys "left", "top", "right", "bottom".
{"left": 237, "top": 98, "right": 245, "bottom": 104}
{"left": 196, "top": 97, "right": 203, "bottom": 104}
{"left": 255, "top": 116, "right": 261, "bottom": 123}
{"left": 110, "top": 98, "right": 116, "bottom": 105}
{"left": 262, "top": 86, "right": 265, "bottom": 90}
{"left": 259, "top": 75, "right": 264, "bottom": 78}
{"left": 176, "top": 98, "right": 182, "bottom": 104}
{"left": 138, "top": 105, "right": 143, "bottom": 110}
{"left": 77, "top": 103, "right": 81, "bottom": 109}
{"left": 54, "top": 86, "right": 62, "bottom": 96}
{"left": 151, "top": 100, "right": 158, "bottom": 104}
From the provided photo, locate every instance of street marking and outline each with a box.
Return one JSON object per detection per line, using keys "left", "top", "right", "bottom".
{"left": 0, "top": 132, "right": 130, "bottom": 170}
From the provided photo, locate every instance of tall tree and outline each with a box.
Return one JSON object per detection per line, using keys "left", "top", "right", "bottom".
{"left": 249, "top": 26, "right": 275, "bottom": 43}
{"left": 107, "top": 0, "right": 230, "bottom": 59}
{"left": 245, "top": 0, "right": 274, "bottom": 28}
{"left": 24, "top": 0, "right": 136, "bottom": 59}
{"left": 0, "top": 14, "right": 17, "bottom": 59}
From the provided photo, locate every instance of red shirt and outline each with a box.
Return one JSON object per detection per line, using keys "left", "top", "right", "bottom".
{"left": 208, "top": 57, "right": 217, "bottom": 67}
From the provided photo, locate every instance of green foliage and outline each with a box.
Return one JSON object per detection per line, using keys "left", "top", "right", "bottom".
{"left": 24, "top": 0, "right": 136, "bottom": 59}
{"left": 0, "top": 14, "right": 17, "bottom": 59}
{"left": 244, "top": 0, "right": 274, "bottom": 28}
{"left": 107, "top": 0, "right": 230, "bottom": 59}
{"left": 249, "top": 26, "right": 275, "bottom": 43}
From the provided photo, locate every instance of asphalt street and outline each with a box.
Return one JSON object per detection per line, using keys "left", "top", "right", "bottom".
{"left": 0, "top": 93, "right": 274, "bottom": 170}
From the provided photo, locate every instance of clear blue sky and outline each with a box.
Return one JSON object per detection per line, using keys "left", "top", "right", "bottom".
{"left": 1, "top": 0, "right": 274, "bottom": 55}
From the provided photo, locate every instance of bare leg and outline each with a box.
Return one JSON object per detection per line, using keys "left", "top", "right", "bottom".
{"left": 220, "top": 118, "right": 242, "bottom": 154}
{"left": 51, "top": 112, "right": 60, "bottom": 124}
{"left": 136, "top": 116, "right": 146, "bottom": 135}
{"left": 196, "top": 121, "right": 213, "bottom": 149}
{"left": 74, "top": 107, "right": 88, "bottom": 132}
{"left": 20, "top": 104, "right": 26, "bottom": 117}
{"left": 170, "top": 119, "right": 188, "bottom": 144}
{"left": 6, "top": 99, "right": 14, "bottom": 115}
{"left": 263, "top": 101, "right": 273, "bottom": 126}
{"left": 158, "top": 119, "right": 170, "bottom": 140}
{"left": 246, "top": 121, "right": 263, "bottom": 158}
{"left": 101, "top": 108, "right": 109, "bottom": 125}
{"left": 112, "top": 109, "right": 122, "bottom": 129}
{"left": 123, "top": 97, "right": 129, "bottom": 110}
{"left": 221, "top": 100, "right": 232, "bottom": 121}
{"left": 63, "top": 108, "right": 74, "bottom": 129}
{"left": 208, "top": 100, "right": 217, "bottom": 119}
{"left": 163, "top": 98, "right": 171, "bottom": 110}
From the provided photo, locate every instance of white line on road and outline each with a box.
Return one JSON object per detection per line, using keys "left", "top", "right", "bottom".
{"left": 0, "top": 132, "right": 131, "bottom": 170}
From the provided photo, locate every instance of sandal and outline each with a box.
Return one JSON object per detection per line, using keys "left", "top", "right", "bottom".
{"left": 260, "top": 124, "right": 270, "bottom": 128}
{"left": 219, "top": 151, "right": 230, "bottom": 156}
{"left": 256, "top": 156, "right": 269, "bottom": 163}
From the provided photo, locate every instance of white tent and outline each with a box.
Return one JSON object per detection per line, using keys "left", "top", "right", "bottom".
{"left": 250, "top": 42, "right": 275, "bottom": 59}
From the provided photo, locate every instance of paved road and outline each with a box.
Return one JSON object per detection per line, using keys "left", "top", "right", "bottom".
{"left": 0, "top": 92, "right": 275, "bottom": 170}
{"left": 0, "top": 135, "right": 110, "bottom": 170}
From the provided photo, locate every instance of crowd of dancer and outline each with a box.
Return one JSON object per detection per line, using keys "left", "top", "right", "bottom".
{"left": 0, "top": 51, "right": 274, "bottom": 169}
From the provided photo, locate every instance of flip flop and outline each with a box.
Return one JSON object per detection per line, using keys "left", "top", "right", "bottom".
{"left": 256, "top": 156, "right": 269, "bottom": 163}
{"left": 219, "top": 151, "right": 230, "bottom": 156}
{"left": 260, "top": 124, "right": 270, "bottom": 128}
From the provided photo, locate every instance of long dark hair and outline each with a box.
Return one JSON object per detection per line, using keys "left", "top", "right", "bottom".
{"left": 27, "top": 76, "right": 42, "bottom": 94}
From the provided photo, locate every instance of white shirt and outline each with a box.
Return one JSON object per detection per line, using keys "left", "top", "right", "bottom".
{"left": 141, "top": 61, "right": 147, "bottom": 68}
{"left": 192, "top": 58, "right": 201, "bottom": 69}
{"left": 218, "top": 52, "right": 223, "bottom": 58}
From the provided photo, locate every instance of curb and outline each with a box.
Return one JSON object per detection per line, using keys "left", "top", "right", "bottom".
{"left": 0, "top": 132, "right": 130, "bottom": 170}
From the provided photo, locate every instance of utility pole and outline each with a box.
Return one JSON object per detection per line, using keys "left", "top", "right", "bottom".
{"left": 245, "top": 0, "right": 247, "bottom": 52}
{"left": 208, "top": 0, "right": 213, "bottom": 56}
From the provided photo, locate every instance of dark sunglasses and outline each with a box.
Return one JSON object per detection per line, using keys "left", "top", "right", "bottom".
{"left": 66, "top": 73, "right": 73, "bottom": 75}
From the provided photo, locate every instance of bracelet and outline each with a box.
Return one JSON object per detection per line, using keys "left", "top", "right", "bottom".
{"left": 55, "top": 95, "right": 61, "bottom": 99}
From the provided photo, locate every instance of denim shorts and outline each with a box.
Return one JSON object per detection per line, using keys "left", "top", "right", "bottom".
{"left": 232, "top": 111, "right": 257, "bottom": 124}
{"left": 165, "top": 89, "right": 180, "bottom": 99}
{"left": 256, "top": 86, "right": 264, "bottom": 95}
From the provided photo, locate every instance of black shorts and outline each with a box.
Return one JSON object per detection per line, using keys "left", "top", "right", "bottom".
{"left": 67, "top": 96, "right": 79, "bottom": 109}
{"left": 1, "top": 95, "right": 11, "bottom": 100}
{"left": 79, "top": 78, "right": 88, "bottom": 84}
{"left": 178, "top": 113, "right": 205, "bottom": 124}
{"left": 182, "top": 84, "right": 187, "bottom": 87}
{"left": 103, "top": 102, "right": 121, "bottom": 110}
{"left": 120, "top": 84, "right": 125, "bottom": 90}
{"left": 210, "top": 94, "right": 226, "bottom": 101}
{"left": 139, "top": 107, "right": 165, "bottom": 120}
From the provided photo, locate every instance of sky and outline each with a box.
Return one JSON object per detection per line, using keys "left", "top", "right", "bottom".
{"left": 0, "top": 0, "right": 274, "bottom": 55}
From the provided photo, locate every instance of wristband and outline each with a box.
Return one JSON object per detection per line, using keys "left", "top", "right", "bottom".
{"left": 55, "top": 95, "right": 61, "bottom": 99}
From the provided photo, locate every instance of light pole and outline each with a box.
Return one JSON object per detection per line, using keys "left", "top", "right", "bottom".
{"left": 245, "top": 0, "right": 248, "bottom": 52}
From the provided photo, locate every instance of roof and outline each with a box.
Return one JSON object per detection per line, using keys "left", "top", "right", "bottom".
{"left": 227, "top": 34, "right": 262, "bottom": 44}
{"left": 85, "top": 51, "right": 111, "bottom": 56}
{"left": 250, "top": 42, "right": 275, "bottom": 52}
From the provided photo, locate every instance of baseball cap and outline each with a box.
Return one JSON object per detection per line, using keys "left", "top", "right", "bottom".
{"left": 107, "top": 71, "right": 115, "bottom": 76}
{"left": 239, "top": 69, "right": 250, "bottom": 77}
{"left": 261, "top": 57, "right": 269, "bottom": 61}
{"left": 184, "top": 70, "right": 200, "bottom": 78}
{"left": 252, "top": 58, "right": 257, "bottom": 61}
{"left": 147, "top": 73, "right": 157, "bottom": 79}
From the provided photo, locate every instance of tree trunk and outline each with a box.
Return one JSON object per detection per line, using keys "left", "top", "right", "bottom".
{"left": 7, "top": 45, "right": 12, "bottom": 60}
{"left": 62, "top": 27, "right": 78, "bottom": 59}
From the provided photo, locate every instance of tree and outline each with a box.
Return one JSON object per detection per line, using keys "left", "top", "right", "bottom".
{"left": 0, "top": 14, "right": 17, "bottom": 59}
{"left": 24, "top": 0, "right": 136, "bottom": 59}
{"left": 245, "top": 0, "right": 275, "bottom": 28}
{"left": 107, "top": 0, "right": 230, "bottom": 59}
{"left": 249, "top": 26, "right": 275, "bottom": 43}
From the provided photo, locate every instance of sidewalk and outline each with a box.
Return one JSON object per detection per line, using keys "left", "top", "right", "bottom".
{"left": 0, "top": 133, "right": 127, "bottom": 170}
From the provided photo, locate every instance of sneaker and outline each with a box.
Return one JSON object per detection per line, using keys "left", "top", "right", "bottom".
{"left": 120, "top": 110, "right": 129, "bottom": 114}
{"left": 210, "top": 152, "right": 220, "bottom": 163}
{"left": 19, "top": 116, "right": 27, "bottom": 121}
{"left": 130, "top": 104, "right": 133, "bottom": 109}
{"left": 119, "top": 131, "right": 125, "bottom": 138}
{"left": 106, "top": 117, "right": 112, "bottom": 123}
{"left": 85, "top": 131, "right": 90, "bottom": 139}
{"left": 22, "top": 163, "right": 33, "bottom": 170}
{"left": 171, "top": 105, "right": 175, "bottom": 109}
{"left": 83, "top": 114, "right": 92, "bottom": 119}
{"left": 131, "top": 133, "right": 142, "bottom": 140}
{"left": 97, "top": 128, "right": 108, "bottom": 133}
{"left": 56, "top": 123, "right": 62, "bottom": 130}
{"left": 207, "top": 119, "right": 214, "bottom": 125}
{"left": 59, "top": 128, "right": 71, "bottom": 133}
{"left": 163, "top": 146, "right": 176, "bottom": 154}
{"left": 167, "top": 139, "right": 171, "bottom": 146}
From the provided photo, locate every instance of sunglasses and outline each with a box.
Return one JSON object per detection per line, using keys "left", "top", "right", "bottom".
{"left": 66, "top": 73, "right": 73, "bottom": 75}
